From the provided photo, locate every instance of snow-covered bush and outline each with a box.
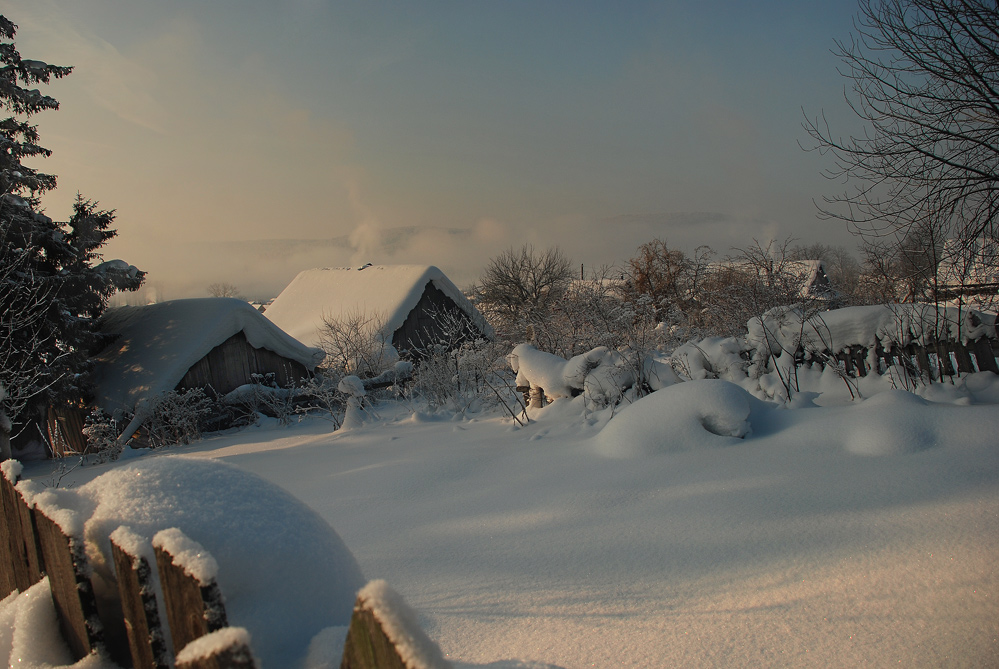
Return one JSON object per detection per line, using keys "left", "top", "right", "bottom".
{"left": 318, "top": 309, "right": 399, "bottom": 378}
{"left": 412, "top": 338, "right": 506, "bottom": 413}
{"left": 222, "top": 372, "right": 301, "bottom": 426}
{"left": 509, "top": 343, "right": 681, "bottom": 410}
{"left": 294, "top": 374, "right": 347, "bottom": 427}
{"left": 82, "top": 407, "right": 125, "bottom": 462}
{"left": 142, "top": 387, "right": 214, "bottom": 447}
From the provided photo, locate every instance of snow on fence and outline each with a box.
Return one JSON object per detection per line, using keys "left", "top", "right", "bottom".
{"left": 510, "top": 305, "right": 999, "bottom": 403}
{"left": 0, "top": 460, "right": 449, "bottom": 669}
{"left": 748, "top": 304, "right": 999, "bottom": 381}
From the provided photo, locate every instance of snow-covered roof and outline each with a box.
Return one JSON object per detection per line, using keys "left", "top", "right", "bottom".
{"left": 93, "top": 297, "right": 325, "bottom": 420}
{"left": 263, "top": 265, "right": 491, "bottom": 348}
{"left": 710, "top": 259, "right": 834, "bottom": 298}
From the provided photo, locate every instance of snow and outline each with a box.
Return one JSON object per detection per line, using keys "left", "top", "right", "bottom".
{"left": 509, "top": 344, "right": 575, "bottom": 398}
{"left": 152, "top": 528, "right": 219, "bottom": 585}
{"left": 1, "top": 457, "right": 23, "bottom": 482}
{"left": 174, "top": 626, "right": 256, "bottom": 665}
{"left": 93, "top": 297, "right": 325, "bottom": 440}
{"left": 0, "top": 579, "right": 79, "bottom": 668}
{"left": 355, "top": 580, "right": 451, "bottom": 669}
{"left": 337, "top": 375, "right": 366, "bottom": 398}
{"left": 263, "top": 265, "right": 492, "bottom": 349}
{"left": 8, "top": 361, "right": 999, "bottom": 666}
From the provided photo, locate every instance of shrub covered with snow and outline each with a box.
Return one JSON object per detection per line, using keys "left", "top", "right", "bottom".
{"left": 593, "top": 379, "right": 769, "bottom": 457}
{"left": 509, "top": 343, "right": 681, "bottom": 409}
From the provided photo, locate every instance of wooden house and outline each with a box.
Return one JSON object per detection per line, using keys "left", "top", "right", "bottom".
{"left": 47, "top": 298, "right": 325, "bottom": 455}
{"left": 263, "top": 265, "right": 492, "bottom": 362}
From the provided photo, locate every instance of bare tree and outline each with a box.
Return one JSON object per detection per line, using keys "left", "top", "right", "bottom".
{"left": 474, "top": 245, "right": 573, "bottom": 345}
{"left": 207, "top": 281, "right": 243, "bottom": 299}
{"left": 805, "top": 0, "right": 999, "bottom": 262}
{"left": 317, "top": 309, "right": 393, "bottom": 378}
{"left": 623, "top": 238, "right": 714, "bottom": 326}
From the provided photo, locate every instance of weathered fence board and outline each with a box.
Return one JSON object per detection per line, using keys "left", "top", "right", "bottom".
{"left": 111, "top": 530, "right": 170, "bottom": 669}
{"left": 154, "top": 532, "right": 229, "bottom": 656}
{"left": 972, "top": 337, "right": 999, "bottom": 373}
{"left": 0, "top": 472, "right": 20, "bottom": 598}
{"left": 341, "top": 605, "right": 411, "bottom": 669}
{"left": 0, "top": 471, "right": 44, "bottom": 594}
{"left": 32, "top": 506, "right": 104, "bottom": 660}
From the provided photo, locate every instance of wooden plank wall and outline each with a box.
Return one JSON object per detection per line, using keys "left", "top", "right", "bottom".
{"left": 178, "top": 331, "right": 312, "bottom": 396}
{"left": 393, "top": 283, "right": 481, "bottom": 358}
{"left": 47, "top": 405, "right": 90, "bottom": 457}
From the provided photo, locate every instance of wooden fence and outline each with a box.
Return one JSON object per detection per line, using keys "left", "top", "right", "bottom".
{"left": 0, "top": 463, "right": 434, "bottom": 669}
{"left": 811, "top": 336, "right": 999, "bottom": 380}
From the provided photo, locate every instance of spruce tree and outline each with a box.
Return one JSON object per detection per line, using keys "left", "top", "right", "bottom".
{"left": 1, "top": 15, "right": 144, "bottom": 458}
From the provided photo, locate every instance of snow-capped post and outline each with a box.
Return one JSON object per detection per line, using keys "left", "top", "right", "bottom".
{"left": 341, "top": 580, "right": 452, "bottom": 669}
{"left": 153, "top": 528, "right": 229, "bottom": 659}
{"left": 31, "top": 489, "right": 106, "bottom": 660}
{"left": 110, "top": 527, "right": 170, "bottom": 669}
{"left": 174, "top": 627, "right": 258, "bottom": 669}
{"left": 339, "top": 375, "right": 368, "bottom": 429}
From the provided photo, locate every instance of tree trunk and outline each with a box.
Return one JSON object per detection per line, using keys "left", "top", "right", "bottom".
{"left": 0, "top": 425, "right": 10, "bottom": 462}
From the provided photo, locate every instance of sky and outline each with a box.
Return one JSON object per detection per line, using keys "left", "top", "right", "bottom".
{"left": 9, "top": 0, "right": 864, "bottom": 300}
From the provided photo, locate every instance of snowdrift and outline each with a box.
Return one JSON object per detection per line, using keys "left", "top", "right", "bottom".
{"left": 593, "top": 380, "right": 766, "bottom": 457}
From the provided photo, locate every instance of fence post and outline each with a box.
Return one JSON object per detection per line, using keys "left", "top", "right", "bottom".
{"left": 0, "top": 464, "right": 44, "bottom": 595}
{"left": 110, "top": 527, "right": 170, "bottom": 669}
{"left": 340, "top": 580, "right": 450, "bottom": 669}
{"left": 529, "top": 386, "right": 545, "bottom": 409}
{"left": 153, "top": 528, "right": 229, "bottom": 656}
{"left": 951, "top": 341, "right": 975, "bottom": 374}
{"left": 32, "top": 501, "right": 104, "bottom": 660}
{"left": 972, "top": 337, "right": 999, "bottom": 373}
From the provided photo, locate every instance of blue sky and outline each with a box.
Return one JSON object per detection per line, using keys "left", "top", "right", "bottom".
{"left": 11, "top": 1, "right": 862, "bottom": 298}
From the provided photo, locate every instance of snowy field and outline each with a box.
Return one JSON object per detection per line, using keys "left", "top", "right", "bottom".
{"left": 11, "top": 372, "right": 999, "bottom": 668}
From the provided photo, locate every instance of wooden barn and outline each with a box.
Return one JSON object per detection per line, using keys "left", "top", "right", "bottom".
{"left": 263, "top": 265, "right": 492, "bottom": 361}
{"left": 47, "top": 297, "right": 325, "bottom": 455}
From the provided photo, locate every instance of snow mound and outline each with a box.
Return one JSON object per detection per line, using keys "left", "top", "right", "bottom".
{"left": 77, "top": 457, "right": 365, "bottom": 668}
{"left": 845, "top": 391, "right": 937, "bottom": 456}
{"left": 0, "top": 579, "right": 79, "bottom": 668}
{"left": 594, "top": 380, "right": 761, "bottom": 457}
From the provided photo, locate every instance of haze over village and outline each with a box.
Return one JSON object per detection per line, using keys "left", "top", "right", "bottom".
{"left": 13, "top": 1, "right": 864, "bottom": 300}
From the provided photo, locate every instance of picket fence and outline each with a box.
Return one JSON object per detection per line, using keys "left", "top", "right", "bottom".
{"left": 0, "top": 464, "right": 420, "bottom": 669}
